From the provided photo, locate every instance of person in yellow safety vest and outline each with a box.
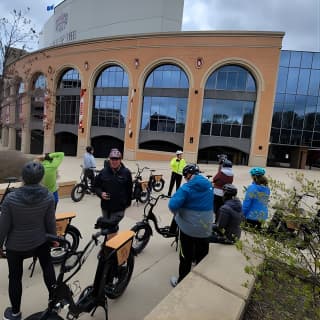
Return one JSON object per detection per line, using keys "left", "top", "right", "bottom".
{"left": 167, "top": 150, "right": 187, "bottom": 197}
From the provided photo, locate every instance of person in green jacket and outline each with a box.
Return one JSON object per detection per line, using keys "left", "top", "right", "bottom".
{"left": 38, "top": 152, "right": 64, "bottom": 209}
{"left": 167, "top": 150, "right": 187, "bottom": 197}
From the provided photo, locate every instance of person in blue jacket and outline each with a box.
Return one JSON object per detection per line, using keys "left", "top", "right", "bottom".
{"left": 242, "top": 167, "right": 270, "bottom": 229}
{"left": 168, "top": 164, "right": 213, "bottom": 287}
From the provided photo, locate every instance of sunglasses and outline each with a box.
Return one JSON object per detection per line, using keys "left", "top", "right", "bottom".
{"left": 110, "top": 157, "right": 120, "bottom": 160}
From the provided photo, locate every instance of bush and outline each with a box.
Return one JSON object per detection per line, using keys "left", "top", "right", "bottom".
{"left": 0, "top": 150, "right": 31, "bottom": 183}
{"left": 239, "top": 172, "right": 320, "bottom": 319}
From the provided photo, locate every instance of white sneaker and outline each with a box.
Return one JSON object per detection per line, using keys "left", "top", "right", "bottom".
{"left": 170, "top": 276, "right": 178, "bottom": 287}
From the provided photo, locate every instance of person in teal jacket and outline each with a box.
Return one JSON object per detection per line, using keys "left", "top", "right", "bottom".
{"left": 39, "top": 152, "right": 64, "bottom": 209}
{"left": 168, "top": 164, "right": 213, "bottom": 287}
{"left": 242, "top": 167, "right": 270, "bottom": 229}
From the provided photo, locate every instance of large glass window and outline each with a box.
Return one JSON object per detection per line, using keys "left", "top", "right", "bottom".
{"left": 201, "top": 65, "right": 256, "bottom": 139}
{"left": 141, "top": 64, "right": 189, "bottom": 134}
{"left": 56, "top": 68, "right": 81, "bottom": 125}
{"left": 92, "top": 65, "right": 129, "bottom": 128}
{"left": 272, "top": 50, "right": 320, "bottom": 148}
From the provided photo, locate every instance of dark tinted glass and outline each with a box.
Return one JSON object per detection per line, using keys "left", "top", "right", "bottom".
{"left": 276, "top": 67, "right": 288, "bottom": 93}
{"left": 289, "top": 52, "right": 301, "bottom": 67}
{"left": 297, "top": 69, "right": 310, "bottom": 94}
{"left": 280, "top": 51, "right": 290, "bottom": 67}
{"left": 286, "top": 68, "right": 299, "bottom": 94}
{"left": 58, "top": 69, "right": 81, "bottom": 88}
{"left": 312, "top": 53, "right": 320, "bottom": 69}
{"left": 301, "top": 52, "right": 313, "bottom": 68}
{"left": 95, "top": 66, "right": 129, "bottom": 87}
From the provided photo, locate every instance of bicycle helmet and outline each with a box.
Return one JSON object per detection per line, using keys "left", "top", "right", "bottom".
{"left": 109, "top": 148, "right": 122, "bottom": 159}
{"left": 249, "top": 167, "right": 266, "bottom": 176}
{"left": 182, "top": 164, "right": 199, "bottom": 177}
{"left": 223, "top": 184, "right": 237, "bottom": 196}
{"left": 22, "top": 161, "right": 45, "bottom": 185}
{"left": 176, "top": 150, "right": 183, "bottom": 155}
{"left": 222, "top": 159, "right": 233, "bottom": 168}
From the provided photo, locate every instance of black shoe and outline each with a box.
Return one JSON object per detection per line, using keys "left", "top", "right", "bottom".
{"left": 3, "top": 308, "right": 21, "bottom": 320}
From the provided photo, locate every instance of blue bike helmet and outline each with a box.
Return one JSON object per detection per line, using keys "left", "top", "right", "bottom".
{"left": 249, "top": 167, "right": 265, "bottom": 176}
{"left": 182, "top": 164, "right": 200, "bottom": 177}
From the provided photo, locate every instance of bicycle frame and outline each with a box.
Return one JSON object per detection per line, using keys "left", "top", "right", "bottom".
{"left": 141, "top": 194, "right": 176, "bottom": 238}
{"left": 0, "top": 177, "right": 19, "bottom": 208}
{"left": 29, "top": 229, "right": 135, "bottom": 320}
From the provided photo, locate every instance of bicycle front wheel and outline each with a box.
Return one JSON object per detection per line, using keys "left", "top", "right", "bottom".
{"left": 51, "top": 226, "right": 80, "bottom": 264}
{"left": 71, "top": 183, "right": 86, "bottom": 202}
{"left": 139, "top": 190, "right": 150, "bottom": 203}
{"left": 131, "top": 223, "right": 152, "bottom": 254}
{"left": 105, "top": 249, "right": 135, "bottom": 299}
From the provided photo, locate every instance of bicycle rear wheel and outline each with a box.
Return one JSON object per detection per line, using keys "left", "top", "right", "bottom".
{"left": 51, "top": 226, "right": 80, "bottom": 264}
{"left": 105, "top": 249, "right": 134, "bottom": 299}
{"left": 131, "top": 223, "right": 152, "bottom": 254}
{"left": 71, "top": 183, "right": 86, "bottom": 202}
{"left": 152, "top": 179, "right": 165, "bottom": 192}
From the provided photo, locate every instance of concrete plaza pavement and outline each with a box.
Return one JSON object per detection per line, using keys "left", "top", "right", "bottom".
{"left": 0, "top": 155, "right": 319, "bottom": 320}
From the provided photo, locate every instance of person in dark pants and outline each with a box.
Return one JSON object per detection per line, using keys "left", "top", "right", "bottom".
{"left": 83, "top": 146, "right": 96, "bottom": 192}
{"left": 0, "top": 161, "right": 56, "bottom": 320}
{"left": 94, "top": 148, "right": 133, "bottom": 239}
{"left": 209, "top": 184, "right": 243, "bottom": 244}
{"left": 167, "top": 150, "right": 186, "bottom": 197}
{"left": 212, "top": 159, "right": 234, "bottom": 222}
{"left": 168, "top": 164, "right": 213, "bottom": 287}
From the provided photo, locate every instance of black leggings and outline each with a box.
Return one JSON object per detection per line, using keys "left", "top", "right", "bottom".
{"left": 168, "top": 172, "right": 182, "bottom": 196}
{"left": 6, "top": 242, "right": 56, "bottom": 314}
{"left": 178, "top": 230, "right": 209, "bottom": 283}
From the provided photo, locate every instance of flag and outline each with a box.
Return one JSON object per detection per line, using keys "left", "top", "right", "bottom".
{"left": 47, "top": 5, "right": 54, "bottom": 11}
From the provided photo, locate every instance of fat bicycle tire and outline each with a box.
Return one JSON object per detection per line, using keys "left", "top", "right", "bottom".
{"left": 152, "top": 179, "right": 165, "bottom": 192}
{"left": 51, "top": 226, "right": 80, "bottom": 264}
{"left": 139, "top": 190, "right": 150, "bottom": 203}
{"left": 105, "top": 249, "right": 135, "bottom": 299}
{"left": 130, "top": 223, "right": 152, "bottom": 254}
{"left": 24, "top": 311, "right": 63, "bottom": 320}
{"left": 71, "top": 183, "right": 86, "bottom": 202}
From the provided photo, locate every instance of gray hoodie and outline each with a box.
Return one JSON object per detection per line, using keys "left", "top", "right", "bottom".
{"left": 0, "top": 185, "right": 56, "bottom": 251}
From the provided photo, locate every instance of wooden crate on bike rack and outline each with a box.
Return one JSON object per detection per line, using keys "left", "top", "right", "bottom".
{"left": 154, "top": 174, "right": 163, "bottom": 181}
{"left": 55, "top": 212, "right": 76, "bottom": 236}
{"left": 141, "top": 181, "right": 149, "bottom": 191}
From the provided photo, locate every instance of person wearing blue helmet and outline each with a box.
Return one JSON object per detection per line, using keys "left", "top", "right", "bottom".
{"left": 242, "top": 167, "right": 270, "bottom": 229}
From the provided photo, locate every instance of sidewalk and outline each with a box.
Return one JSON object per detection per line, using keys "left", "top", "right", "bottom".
{"left": 0, "top": 154, "right": 319, "bottom": 319}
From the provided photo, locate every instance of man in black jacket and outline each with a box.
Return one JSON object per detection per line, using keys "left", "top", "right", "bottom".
{"left": 0, "top": 161, "right": 56, "bottom": 320}
{"left": 94, "top": 148, "right": 133, "bottom": 238}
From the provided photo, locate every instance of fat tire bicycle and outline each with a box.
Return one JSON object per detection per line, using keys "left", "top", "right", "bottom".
{"left": 25, "top": 220, "right": 135, "bottom": 320}
{"left": 131, "top": 194, "right": 178, "bottom": 254}
{"left": 71, "top": 165, "right": 100, "bottom": 202}
{"left": 132, "top": 164, "right": 165, "bottom": 204}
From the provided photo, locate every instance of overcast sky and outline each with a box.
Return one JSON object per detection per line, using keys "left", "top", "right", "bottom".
{"left": 0, "top": 0, "right": 319, "bottom": 52}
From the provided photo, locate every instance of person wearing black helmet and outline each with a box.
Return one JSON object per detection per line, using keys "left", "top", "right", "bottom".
{"left": 168, "top": 163, "right": 213, "bottom": 287}
{"left": 209, "top": 184, "right": 243, "bottom": 244}
{"left": 212, "top": 158, "right": 234, "bottom": 222}
{"left": 0, "top": 161, "right": 56, "bottom": 320}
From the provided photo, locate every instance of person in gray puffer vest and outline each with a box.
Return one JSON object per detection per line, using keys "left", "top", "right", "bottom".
{"left": 209, "top": 184, "right": 243, "bottom": 244}
{"left": 0, "top": 161, "right": 56, "bottom": 320}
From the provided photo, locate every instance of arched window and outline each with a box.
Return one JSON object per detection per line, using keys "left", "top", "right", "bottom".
{"left": 31, "top": 74, "right": 47, "bottom": 122}
{"left": 56, "top": 68, "right": 81, "bottom": 124}
{"left": 201, "top": 65, "right": 256, "bottom": 138}
{"left": 92, "top": 65, "right": 129, "bottom": 128}
{"left": 141, "top": 64, "right": 189, "bottom": 133}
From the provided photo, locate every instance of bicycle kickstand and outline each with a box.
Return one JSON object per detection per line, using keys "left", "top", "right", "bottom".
{"left": 28, "top": 256, "right": 37, "bottom": 277}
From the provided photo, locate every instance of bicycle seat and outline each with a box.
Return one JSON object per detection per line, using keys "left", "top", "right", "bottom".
{"left": 4, "top": 177, "right": 19, "bottom": 183}
{"left": 94, "top": 217, "right": 119, "bottom": 233}
{"left": 150, "top": 169, "right": 156, "bottom": 172}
